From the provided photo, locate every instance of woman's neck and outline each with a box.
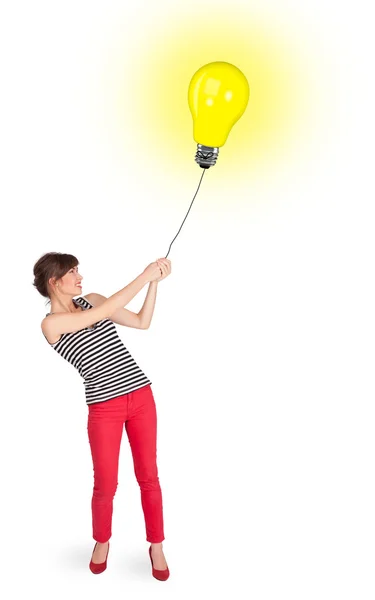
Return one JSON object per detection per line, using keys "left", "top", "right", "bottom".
{"left": 49, "top": 297, "right": 80, "bottom": 315}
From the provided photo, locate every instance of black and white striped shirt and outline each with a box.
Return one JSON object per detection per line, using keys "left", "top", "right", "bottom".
{"left": 43, "top": 296, "right": 152, "bottom": 405}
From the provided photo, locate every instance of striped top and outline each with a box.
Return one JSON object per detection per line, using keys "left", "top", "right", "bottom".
{"left": 43, "top": 296, "right": 152, "bottom": 405}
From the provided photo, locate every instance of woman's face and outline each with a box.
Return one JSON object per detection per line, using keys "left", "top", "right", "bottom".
{"left": 54, "top": 265, "right": 83, "bottom": 294}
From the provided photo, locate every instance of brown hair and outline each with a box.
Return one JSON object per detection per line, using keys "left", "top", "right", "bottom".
{"left": 32, "top": 252, "right": 79, "bottom": 305}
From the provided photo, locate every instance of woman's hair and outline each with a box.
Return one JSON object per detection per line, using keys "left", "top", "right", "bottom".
{"left": 32, "top": 252, "right": 79, "bottom": 305}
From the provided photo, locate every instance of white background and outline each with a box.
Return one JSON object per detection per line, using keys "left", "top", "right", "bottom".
{"left": 1, "top": 0, "right": 374, "bottom": 598}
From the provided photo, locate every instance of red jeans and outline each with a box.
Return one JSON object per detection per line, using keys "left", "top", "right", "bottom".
{"left": 87, "top": 384, "right": 164, "bottom": 543}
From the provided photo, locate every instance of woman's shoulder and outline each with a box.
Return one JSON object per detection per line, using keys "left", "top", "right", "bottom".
{"left": 41, "top": 316, "right": 60, "bottom": 345}
{"left": 81, "top": 293, "right": 107, "bottom": 308}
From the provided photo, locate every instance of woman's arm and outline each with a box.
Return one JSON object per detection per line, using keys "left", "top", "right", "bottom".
{"left": 138, "top": 258, "right": 171, "bottom": 328}
{"left": 84, "top": 293, "right": 145, "bottom": 329}
{"left": 138, "top": 281, "right": 158, "bottom": 329}
{"left": 86, "top": 281, "right": 158, "bottom": 330}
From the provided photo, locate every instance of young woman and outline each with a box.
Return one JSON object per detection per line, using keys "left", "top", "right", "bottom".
{"left": 33, "top": 252, "right": 171, "bottom": 579}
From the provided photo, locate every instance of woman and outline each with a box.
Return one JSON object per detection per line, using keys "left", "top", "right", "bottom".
{"left": 33, "top": 252, "right": 171, "bottom": 579}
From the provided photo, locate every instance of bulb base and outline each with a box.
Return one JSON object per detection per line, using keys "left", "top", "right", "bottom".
{"left": 195, "top": 144, "right": 219, "bottom": 169}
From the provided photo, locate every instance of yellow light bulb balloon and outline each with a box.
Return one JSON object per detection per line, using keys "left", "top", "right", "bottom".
{"left": 188, "top": 61, "right": 250, "bottom": 168}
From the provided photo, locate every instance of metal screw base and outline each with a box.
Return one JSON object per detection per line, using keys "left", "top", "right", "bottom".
{"left": 195, "top": 144, "right": 219, "bottom": 169}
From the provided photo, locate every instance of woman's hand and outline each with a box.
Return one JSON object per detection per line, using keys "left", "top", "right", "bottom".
{"left": 143, "top": 261, "right": 164, "bottom": 283}
{"left": 155, "top": 258, "right": 171, "bottom": 282}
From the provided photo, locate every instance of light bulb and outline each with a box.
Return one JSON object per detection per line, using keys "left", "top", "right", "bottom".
{"left": 188, "top": 61, "right": 250, "bottom": 168}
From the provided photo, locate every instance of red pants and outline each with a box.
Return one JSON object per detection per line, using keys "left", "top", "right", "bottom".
{"left": 87, "top": 384, "right": 165, "bottom": 543}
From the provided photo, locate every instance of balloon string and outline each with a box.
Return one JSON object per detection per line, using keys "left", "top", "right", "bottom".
{"left": 164, "top": 169, "right": 206, "bottom": 259}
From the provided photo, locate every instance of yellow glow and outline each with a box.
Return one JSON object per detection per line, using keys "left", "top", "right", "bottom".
{"left": 102, "top": 11, "right": 314, "bottom": 180}
{"left": 188, "top": 61, "right": 249, "bottom": 147}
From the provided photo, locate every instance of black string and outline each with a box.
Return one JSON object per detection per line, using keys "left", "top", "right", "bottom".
{"left": 164, "top": 169, "right": 206, "bottom": 259}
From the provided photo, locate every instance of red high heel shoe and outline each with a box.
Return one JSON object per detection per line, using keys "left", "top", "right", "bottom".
{"left": 149, "top": 545, "right": 170, "bottom": 581}
{"left": 89, "top": 541, "right": 110, "bottom": 574}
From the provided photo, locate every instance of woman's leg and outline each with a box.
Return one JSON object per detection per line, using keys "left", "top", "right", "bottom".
{"left": 125, "top": 385, "right": 165, "bottom": 543}
{"left": 87, "top": 396, "right": 125, "bottom": 543}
